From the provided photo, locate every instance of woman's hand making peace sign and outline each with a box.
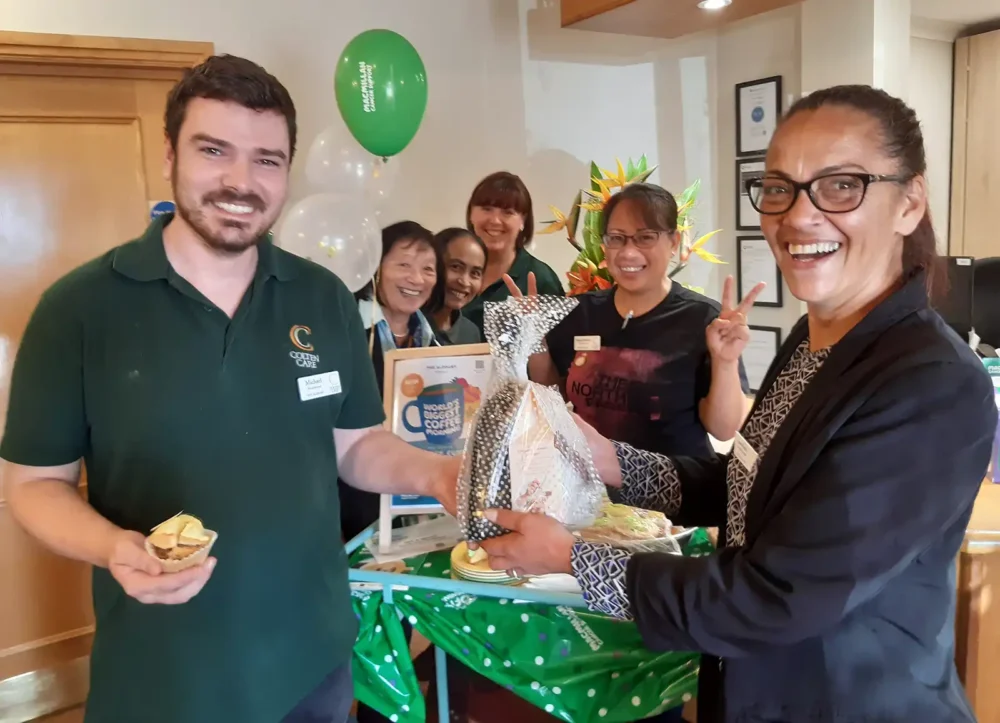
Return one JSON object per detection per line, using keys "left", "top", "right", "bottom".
{"left": 706, "top": 275, "right": 766, "bottom": 364}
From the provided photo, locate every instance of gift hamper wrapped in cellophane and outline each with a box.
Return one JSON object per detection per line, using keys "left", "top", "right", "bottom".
{"left": 457, "top": 294, "right": 604, "bottom": 542}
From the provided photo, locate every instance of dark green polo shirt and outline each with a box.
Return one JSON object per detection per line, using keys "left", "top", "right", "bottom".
{"left": 462, "top": 247, "right": 564, "bottom": 332}
{"left": 0, "top": 215, "right": 384, "bottom": 723}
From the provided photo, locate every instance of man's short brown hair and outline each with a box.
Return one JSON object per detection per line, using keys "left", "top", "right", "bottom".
{"left": 164, "top": 54, "right": 297, "bottom": 159}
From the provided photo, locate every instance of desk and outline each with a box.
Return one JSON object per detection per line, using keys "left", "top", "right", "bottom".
{"left": 957, "top": 482, "right": 1000, "bottom": 721}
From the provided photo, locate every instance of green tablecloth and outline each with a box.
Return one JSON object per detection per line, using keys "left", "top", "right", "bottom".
{"left": 351, "top": 530, "right": 713, "bottom": 722}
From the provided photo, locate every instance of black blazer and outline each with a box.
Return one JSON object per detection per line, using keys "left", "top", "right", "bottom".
{"left": 625, "top": 274, "right": 997, "bottom": 722}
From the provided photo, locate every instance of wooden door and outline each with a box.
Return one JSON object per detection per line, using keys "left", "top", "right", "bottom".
{"left": 951, "top": 28, "right": 1000, "bottom": 259}
{"left": 0, "top": 31, "right": 211, "bottom": 721}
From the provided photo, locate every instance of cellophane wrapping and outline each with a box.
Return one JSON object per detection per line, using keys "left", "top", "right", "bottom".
{"left": 457, "top": 295, "right": 604, "bottom": 543}
{"left": 576, "top": 499, "right": 682, "bottom": 555}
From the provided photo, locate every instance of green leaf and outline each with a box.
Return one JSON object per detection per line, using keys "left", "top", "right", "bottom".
{"left": 626, "top": 157, "right": 637, "bottom": 179}
{"left": 567, "top": 190, "right": 582, "bottom": 239}
{"left": 590, "top": 161, "right": 602, "bottom": 192}
{"left": 637, "top": 154, "right": 648, "bottom": 173}
{"left": 583, "top": 209, "right": 603, "bottom": 258}
{"left": 631, "top": 166, "right": 657, "bottom": 184}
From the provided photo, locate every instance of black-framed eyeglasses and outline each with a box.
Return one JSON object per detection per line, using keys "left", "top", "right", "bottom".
{"left": 602, "top": 230, "right": 668, "bottom": 249}
{"left": 745, "top": 172, "right": 911, "bottom": 215}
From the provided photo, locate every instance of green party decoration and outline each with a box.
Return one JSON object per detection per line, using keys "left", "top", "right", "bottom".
{"left": 334, "top": 29, "right": 428, "bottom": 158}
{"left": 350, "top": 530, "right": 715, "bottom": 722}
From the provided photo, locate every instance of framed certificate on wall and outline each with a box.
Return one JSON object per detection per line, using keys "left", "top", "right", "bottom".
{"left": 378, "top": 344, "right": 494, "bottom": 551}
{"left": 737, "top": 236, "right": 783, "bottom": 308}
{"left": 736, "top": 75, "right": 782, "bottom": 156}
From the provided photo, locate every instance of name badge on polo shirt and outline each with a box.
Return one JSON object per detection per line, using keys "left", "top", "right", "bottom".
{"left": 574, "top": 335, "right": 601, "bottom": 352}
{"left": 733, "top": 432, "right": 759, "bottom": 472}
{"left": 298, "top": 371, "right": 342, "bottom": 401}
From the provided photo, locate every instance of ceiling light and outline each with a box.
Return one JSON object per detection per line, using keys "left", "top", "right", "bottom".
{"left": 698, "top": 0, "right": 732, "bottom": 8}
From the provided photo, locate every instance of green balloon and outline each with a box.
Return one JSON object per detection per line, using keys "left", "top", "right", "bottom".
{"left": 334, "top": 29, "right": 428, "bottom": 158}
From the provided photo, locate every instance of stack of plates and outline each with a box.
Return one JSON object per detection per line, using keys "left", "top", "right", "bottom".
{"left": 450, "top": 542, "right": 524, "bottom": 586}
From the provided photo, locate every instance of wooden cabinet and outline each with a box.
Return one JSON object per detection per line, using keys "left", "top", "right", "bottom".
{"left": 950, "top": 29, "right": 1000, "bottom": 259}
{"left": 956, "top": 483, "right": 1000, "bottom": 721}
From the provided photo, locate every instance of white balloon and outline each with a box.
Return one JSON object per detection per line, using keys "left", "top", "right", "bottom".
{"left": 304, "top": 124, "right": 400, "bottom": 203}
{"left": 276, "top": 193, "right": 381, "bottom": 293}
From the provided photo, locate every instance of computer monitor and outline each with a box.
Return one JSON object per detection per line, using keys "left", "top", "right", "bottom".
{"left": 936, "top": 256, "right": 975, "bottom": 340}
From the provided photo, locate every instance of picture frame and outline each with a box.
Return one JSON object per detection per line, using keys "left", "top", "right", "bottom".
{"left": 745, "top": 325, "right": 783, "bottom": 394}
{"left": 736, "top": 157, "right": 766, "bottom": 231}
{"left": 378, "top": 343, "right": 494, "bottom": 552}
{"left": 736, "top": 75, "right": 782, "bottom": 156}
{"left": 736, "top": 236, "right": 783, "bottom": 308}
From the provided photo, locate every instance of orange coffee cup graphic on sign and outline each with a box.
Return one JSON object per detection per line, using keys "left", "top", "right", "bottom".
{"left": 400, "top": 373, "right": 425, "bottom": 398}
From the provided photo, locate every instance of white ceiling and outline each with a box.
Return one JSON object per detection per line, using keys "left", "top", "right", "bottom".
{"left": 912, "top": 0, "right": 1000, "bottom": 24}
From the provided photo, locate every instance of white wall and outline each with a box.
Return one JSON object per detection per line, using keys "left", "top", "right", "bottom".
{"left": 909, "top": 36, "right": 954, "bottom": 252}
{"left": 0, "top": 0, "right": 679, "bottom": 293}
{"left": 0, "top": 0, "right": 949, "bottom": 336}
{"left": 714, "top": 7, "right": 807, "bottom": 334}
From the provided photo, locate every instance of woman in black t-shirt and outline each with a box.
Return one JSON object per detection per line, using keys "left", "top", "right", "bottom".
{"left": 529, "top": 183, "right": 759, "bottom": 459}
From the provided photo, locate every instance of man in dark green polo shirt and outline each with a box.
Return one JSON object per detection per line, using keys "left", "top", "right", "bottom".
{"left": 0, "top": 55, "right": 456, "bottom": 723}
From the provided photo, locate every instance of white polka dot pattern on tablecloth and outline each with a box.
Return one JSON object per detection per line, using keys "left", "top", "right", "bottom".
{"left": 463, "top": 625, "right": 471, "bottom": 633}
{"left": 403, "top": 704, "right": 410, "bottom": 712}
{"left": 384, "top": 654, "right": 392, "bottom": 663}
{"left": 553, "top": 687, "right": 561, "bottom": 695}
{"left": 683, "top": 693, "right": 692, "bottom": 702}
{"left": 408, "top": 616, "right": 417, "bottom": 625}
{"left": 599, "top": 709, "right": 607, "bottom": 718}
{"left": 535, "top": 656, "right": 544, "bottom": 666}
{"left": 632, "top": 696, "right": 641, "bottom": 706}
{"left": 375, "top": 625, "right": 382, "bottom": 633}
{"left": 545, "top": 705, "right": 554, "bottom": 713}
{"left": 588, "top": 689, "right": 596, "bottom": 698}
{"left": 487, "top": 624, "right": 496, "bottom": 634}
{"left": 484, "top": 658, "right": 492, "bottom": 667}
{"left": 390, "top": 716, "right": 398, "bottom": 723}
{"left": 504, "top": 661, "right": 512, "bottom": 667}
{"left": 531, "top": 682, "right": 540, "bottom": 690}
{"left": 521, "top": 613, "right": 529, "bottom": 623}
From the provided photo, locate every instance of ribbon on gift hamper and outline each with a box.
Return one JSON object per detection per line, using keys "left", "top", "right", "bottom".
{"left": 350, "top": 529, "right": 715, "bottom": 722}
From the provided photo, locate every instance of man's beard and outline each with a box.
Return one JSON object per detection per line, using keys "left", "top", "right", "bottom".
{"left": 172, "top": 175, "right": 272, "bottom": 256}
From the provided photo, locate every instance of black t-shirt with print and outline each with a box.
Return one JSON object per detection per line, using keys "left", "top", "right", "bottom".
{"left": 547, "top": 286, "right": 749, "bottom": 459}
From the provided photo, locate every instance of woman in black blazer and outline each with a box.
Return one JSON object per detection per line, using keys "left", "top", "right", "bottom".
{"left": 477, "top": 85, "right": 998, "bottom": 722}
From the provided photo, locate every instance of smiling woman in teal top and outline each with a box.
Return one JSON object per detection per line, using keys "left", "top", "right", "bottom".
{"left": 462, "top": 171, "right": 564, "bottom": 331}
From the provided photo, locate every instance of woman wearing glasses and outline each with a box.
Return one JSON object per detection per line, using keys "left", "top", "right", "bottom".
{"left": 527, "top": 183, "right": 754, "bottom": 460}
{"left": 480, "top": 86, "right": 996, "bottom": 722}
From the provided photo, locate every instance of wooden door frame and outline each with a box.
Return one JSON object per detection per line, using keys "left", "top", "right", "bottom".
{"left": 0, "top": 30, "right": 212, "bottom": 722}
{"left": 0, "top": 30, "right": 213, "bottom": 78}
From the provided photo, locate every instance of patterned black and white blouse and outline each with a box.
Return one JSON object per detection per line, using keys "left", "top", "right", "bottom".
{"left": 570, "top": 339, "right": 832, "bottom": 619}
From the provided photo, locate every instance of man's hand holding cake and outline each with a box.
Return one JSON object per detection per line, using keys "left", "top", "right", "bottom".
{"left": 106, "top": 512, "right": 217, "bottom": 606}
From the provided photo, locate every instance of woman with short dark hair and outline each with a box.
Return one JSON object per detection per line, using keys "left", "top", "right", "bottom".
{"left": 529, "top": 182, "right": 753, "bottom": 459}
{"left": 340, "top": 220, "right": 439, "bottom": 545}
{"left": 461, "top": 171, "right": 564, "bottom": 331}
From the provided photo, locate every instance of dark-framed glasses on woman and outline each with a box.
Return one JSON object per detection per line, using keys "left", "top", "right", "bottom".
{"left": 602, "top": 230, "right": 666, "bottom": 249}
{"left": 746, "top": 172, "right": 910, "bottom": 215}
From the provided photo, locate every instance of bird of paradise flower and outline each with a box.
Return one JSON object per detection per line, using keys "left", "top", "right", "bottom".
{"left": 539, "top": 155, "right": 726, "bottom": 296}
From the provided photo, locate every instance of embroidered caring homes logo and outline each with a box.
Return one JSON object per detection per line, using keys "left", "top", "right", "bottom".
{"left": 289, "top": 325, "right": 320, "bottom": 369}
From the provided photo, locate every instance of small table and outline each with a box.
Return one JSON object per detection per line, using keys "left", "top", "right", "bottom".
{"left": 346, "top": 526, "right": 712, "bottom": 723}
